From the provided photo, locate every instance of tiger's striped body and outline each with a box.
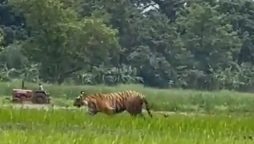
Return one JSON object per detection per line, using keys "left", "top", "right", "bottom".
{"left": 73, "top": 90, "right": 152, "bottom": 117}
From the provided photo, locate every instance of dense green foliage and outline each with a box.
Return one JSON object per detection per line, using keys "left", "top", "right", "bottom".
{"left": 1, "top": 0, "right": 254, "bottom": 90}
{"left": 0, "top": 108, "right": 254, "bottom": 144}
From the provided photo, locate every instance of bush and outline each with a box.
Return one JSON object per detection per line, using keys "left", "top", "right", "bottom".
{"left": 70, "top": 64, "right": 143, "bottom": 85}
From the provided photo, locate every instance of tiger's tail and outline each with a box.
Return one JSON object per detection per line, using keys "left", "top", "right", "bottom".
{"left": 142, "top": 97, "right": 153, "bottom": 118}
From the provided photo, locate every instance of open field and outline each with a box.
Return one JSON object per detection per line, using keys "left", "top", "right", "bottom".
{"left": 1, "top": 81, "right": 254, "bottom": 143}
{"left": 0, "top": 107, "right": 254, "bottom": 144}
{"left": 1, "top": 80, "right": 254, "bottom": 113}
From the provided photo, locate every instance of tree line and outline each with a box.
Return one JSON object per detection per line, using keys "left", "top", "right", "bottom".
{"left": 1, "top": 0, "right": 254, "bottom": 91}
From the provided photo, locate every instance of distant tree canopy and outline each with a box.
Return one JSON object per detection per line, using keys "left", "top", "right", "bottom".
{"left": 0, "top": 28, "right": 3, "bottom": 51}
{"left": 1, "top": 0, "right": 254, "bottom": 91}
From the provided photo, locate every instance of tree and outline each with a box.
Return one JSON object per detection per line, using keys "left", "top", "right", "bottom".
{"left": 75, "top": 0, "right": 191, "bottom": 88}
{"left": 0, "top": 0, "right": 26, "bottom": 45}
{"left": 0, "top": 42, "right": 28, "bottom": 69}
{"left": 132, "top": 0, "right": 186, "bottom": 22}
{"left": 178, "top": 2, "right": 241, "bottom": 70}
{"left": 0, "top": 28, "right": 3, "bottom": 52}
{"left": 176, "top": 2, "right": 242, "bottom": 89}
{"left": 126, "top": 10, "right": 190, "bottom": 87}
{"left": 218, "top": 0, "right": 254, "bottom": 64}
{"left": 4, "top": 0, "right": 254, "bottom": 90}
{"left": 9, "top": 0, "right": 120, "bottom": 84}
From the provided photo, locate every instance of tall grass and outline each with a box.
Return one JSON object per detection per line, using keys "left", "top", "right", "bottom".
{"left": 1, "top": 80, "right": 254, "bottom": 113}
{"left": 0, "top": 107, "right": 254, "bottom": 144}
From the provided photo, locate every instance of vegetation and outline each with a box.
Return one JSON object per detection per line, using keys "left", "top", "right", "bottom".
{"left": 2, "top": 0, "right": 254, "bottom": 143}
{"left": 1, "top": 80, "right": 254, "bottom": 113}
{"left": 0, "top": 107, "right": 254, "bottom": 144}
{"left": 1, "top": 0, "right": 254, "bottom": 91}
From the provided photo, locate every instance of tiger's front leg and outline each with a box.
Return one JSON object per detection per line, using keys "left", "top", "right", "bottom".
{"left": 104, "top": 109, "right": 115, "bottom": 115}
{"left": 103, "top": 106, "right": 116, "bottom": 115}
{"left": 87, "top": 106, "right": 98, "bottom": 116}
{"left": 101, "top": 102, "right": 116, "bottom": 115}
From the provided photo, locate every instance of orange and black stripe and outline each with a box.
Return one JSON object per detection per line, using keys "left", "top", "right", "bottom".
{"left": 73, "top": 90, "right": 152, "bottom": 117}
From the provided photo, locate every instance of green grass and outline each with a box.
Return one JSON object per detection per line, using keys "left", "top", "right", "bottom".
{"left": 1, "top": 80, "right": 254, "bottom": 143}
{"left": 0, "top": 81, "right": 254, "bottom": 113}
{"left": 1, "top": 80, "right": 254, "bottom": 113}
{"left": 0, "top": 107, "right": 254, "bottom": 144}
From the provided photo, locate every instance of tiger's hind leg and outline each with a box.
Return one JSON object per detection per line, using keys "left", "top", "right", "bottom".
{"left": 125, "top": 96, "right": 143, "bottom": 117}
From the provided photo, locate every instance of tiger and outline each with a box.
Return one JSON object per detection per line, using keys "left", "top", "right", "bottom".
{"left": 73, "top": 90, "right": 152, "bottom": 117}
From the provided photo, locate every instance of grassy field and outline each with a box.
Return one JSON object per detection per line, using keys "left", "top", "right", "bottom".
{"left": 0, "top": 107, "right": 254, "bottom": 144}
{"left": 1, "top": 80, "right": 254, "bottom": 143}
{"left": 1, "top": 80, "right": 254, "bottom": 113}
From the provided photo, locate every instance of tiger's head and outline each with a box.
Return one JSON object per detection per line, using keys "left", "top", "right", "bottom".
{"left": 73, "top": 91, "right": 88, "bottom": 108}
{"left": 74, "top": 92, "right": 98, "bottom": 115}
